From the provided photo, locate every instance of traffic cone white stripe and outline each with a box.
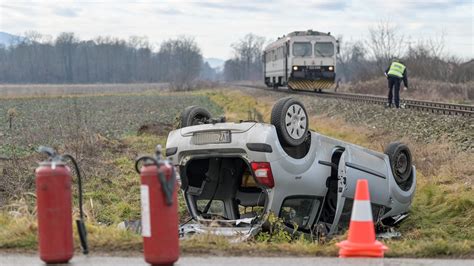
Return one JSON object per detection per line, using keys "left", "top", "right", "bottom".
{"left": 350, "top": 200, "right": 373, "bottom": 222}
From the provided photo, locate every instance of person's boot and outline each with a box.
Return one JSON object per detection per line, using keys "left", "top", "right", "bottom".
{"left": 385, "top": 103, "right": 392, "bottom": 108}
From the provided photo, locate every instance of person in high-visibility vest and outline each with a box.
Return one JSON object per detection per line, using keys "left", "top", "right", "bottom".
{"left": 384, "top": 59, "right": 408, "bottom": 108}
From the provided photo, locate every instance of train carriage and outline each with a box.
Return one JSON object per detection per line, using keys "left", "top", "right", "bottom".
{"left": 264, "top": 30, "right": 339, "bottom": 91}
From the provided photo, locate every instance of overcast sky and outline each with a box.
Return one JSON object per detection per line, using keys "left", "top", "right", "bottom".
{"left": 1, "top": 0, "right": 473, "bottom": 60}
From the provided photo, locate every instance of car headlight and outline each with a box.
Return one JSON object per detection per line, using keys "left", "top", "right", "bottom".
{"left": 328, "top": 66, "right": 334, "bottom": 71}
{"left": 293, "top": 66, "right": 298, "bottom": 71}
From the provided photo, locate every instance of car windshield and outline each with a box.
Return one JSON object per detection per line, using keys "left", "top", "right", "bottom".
{"left": 314, "top": 42, "right": 334, "bottom": 57}
{"left": 293, "top": 42, "right": 312, "bottom": 57}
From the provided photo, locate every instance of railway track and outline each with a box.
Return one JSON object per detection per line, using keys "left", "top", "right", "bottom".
{"left": 231, "top": 83, "right": 474, "bottom": 117}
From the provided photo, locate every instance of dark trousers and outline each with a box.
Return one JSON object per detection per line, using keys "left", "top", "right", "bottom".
{"left": 387, "top": 76, "right": 401, "bottom": 107}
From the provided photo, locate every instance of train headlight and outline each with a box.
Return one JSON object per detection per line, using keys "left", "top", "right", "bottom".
{"left": 328, "top": 66, "right": 334, "bottom": 71}
{"left": 293, "top": 66, "right": 298, "bottom": 71}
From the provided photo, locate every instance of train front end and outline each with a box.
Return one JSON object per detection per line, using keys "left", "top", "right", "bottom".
{"left": 288, "top": 32, "right": 338, "bottom": 91}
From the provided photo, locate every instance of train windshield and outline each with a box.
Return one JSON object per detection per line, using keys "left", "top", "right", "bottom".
{"left": 314, "top": 42, "right": 334, "bottom": 57}
{"left": 293, "top": 42, "right": 312, "bottom": 57}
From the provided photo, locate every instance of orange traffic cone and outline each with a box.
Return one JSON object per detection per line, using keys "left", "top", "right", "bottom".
{"left": 336, "top": 179, "right": 388, "bottom": 258}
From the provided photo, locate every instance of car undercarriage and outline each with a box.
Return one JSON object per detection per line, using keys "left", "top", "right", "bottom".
{"left": 167, "top": 97, "right": 416, "bottom": 240}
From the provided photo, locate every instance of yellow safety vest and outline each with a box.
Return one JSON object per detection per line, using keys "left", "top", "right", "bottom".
{"left": 387, "top": 62, "right": 406, "bottom": 78}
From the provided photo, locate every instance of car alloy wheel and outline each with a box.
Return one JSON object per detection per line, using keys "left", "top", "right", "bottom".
{"left": 285, "top": 104, "right": 307, "bottom": 140}
{"left": 271, "top": 97, "right": 309, "bottom": 147}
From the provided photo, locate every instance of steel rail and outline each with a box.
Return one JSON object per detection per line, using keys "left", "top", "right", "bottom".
{"left": 230, "top": 83, "right": 474, "bottom": 117}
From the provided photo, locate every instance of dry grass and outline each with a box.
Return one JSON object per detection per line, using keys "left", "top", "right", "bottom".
{"left": 339, "top": 78, "right": 473, "bottom": 104}
{"left": 181, "top": 233, "right": 340, "bottom": 257}
{"left": 0, "top": 83, "right": 168, "bottom": 98}
{"left": 202, "top": 90, "right": 265, "bottom": 122}
{"left": 301, "top": 99, "right": 473, "bottom": 258}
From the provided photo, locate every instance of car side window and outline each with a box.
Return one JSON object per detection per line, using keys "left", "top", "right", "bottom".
{"left": 279, "top": 197, "right": 320, "bottom": 230}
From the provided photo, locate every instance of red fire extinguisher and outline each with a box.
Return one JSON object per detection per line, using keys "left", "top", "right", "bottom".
{"left": 135, "top": 145, "right": 179, "bottom": 265}
{"left": 36, "top": 146, "right": 89, "bottom": 263}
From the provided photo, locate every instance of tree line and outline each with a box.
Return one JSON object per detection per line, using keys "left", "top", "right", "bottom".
{"left": 337, "top": 21, "right": 473, "bottom": 83}
{"left": 0, "top": 32, "right": 211, "bottom": 88}
{"left": 0, "top": 27, "right": 471, "bottom": 85}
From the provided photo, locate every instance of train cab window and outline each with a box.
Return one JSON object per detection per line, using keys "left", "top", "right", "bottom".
{"left": 314, "top": 42, "right": 334, "bottom": 57}
{"left": 293, "top": 42, "right": 312, "bottom": 57}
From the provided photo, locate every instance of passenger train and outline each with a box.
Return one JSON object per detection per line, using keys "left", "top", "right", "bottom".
{"left": 263, "top": 30, "right": 339, "bottom": 91}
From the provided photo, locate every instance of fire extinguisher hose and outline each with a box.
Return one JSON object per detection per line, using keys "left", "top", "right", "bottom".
{"left": 63, "top": 154, "right": 89, "bottom": 255}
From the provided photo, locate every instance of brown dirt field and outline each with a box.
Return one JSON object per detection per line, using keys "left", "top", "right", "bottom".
{"left": 0, "top": 83, "right": 168, "bottom": 98}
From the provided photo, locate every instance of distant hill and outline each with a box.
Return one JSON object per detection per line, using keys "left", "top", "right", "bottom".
{"left": 0, "top": 32, "right": 22, "bottom": 47}
{"left": 204, "top": 57, "right": 225, "bottom": 69}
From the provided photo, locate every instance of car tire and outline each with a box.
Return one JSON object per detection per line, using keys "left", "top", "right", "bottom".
{"left": 271, "top": 97, "right": 309, "bottom": 146}
{"left": 384, "top": 142, "right": 413, "bottom": 189}
{"left": 179, "top": 106, "right": 211, "bottom": 128}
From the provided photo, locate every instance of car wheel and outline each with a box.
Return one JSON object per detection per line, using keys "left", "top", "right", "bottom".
{"left": 384, "top": 142, "right": 412, "bottom": 188}
{"left": 179, "top": 106, "right": 211, "bottom": 128}
{"left": 271, "top": 97, "right": 309, "bottom": 146}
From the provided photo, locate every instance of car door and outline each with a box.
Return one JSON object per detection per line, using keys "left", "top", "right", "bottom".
{"left": 328, "top": 146, "right": 390, "bottom": 235}
{"left": 342, "top": 146, "right": 390, "bottom": 205}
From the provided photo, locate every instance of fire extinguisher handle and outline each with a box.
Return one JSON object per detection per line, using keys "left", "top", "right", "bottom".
{"left": 38, "top": 146, "right": 57, "bottom": 158}
{"left": 134, "top": 156, "right": 159, "bottom": 174}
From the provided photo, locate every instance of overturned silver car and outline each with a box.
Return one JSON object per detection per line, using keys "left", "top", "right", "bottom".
{"left": 165, "top": 97, "right": 416, "bottom": 240}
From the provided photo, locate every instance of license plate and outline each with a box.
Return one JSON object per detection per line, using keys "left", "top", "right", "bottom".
{"left": 192, "top": 131, "right": 231, "bottom": 145}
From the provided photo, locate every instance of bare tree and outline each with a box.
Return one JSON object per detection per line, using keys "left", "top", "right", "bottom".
{"left": 337, "top": 39, "right": 373, "bottom": 82}
{"left": 366, "top": 20, "right": 406, "bottom": 71}
{"left": 158, "top": 36, "right": 203, "bottom": 90}
{"left": 224, "top": 59, "right": 243, "bottom": 81}
{"left": 56, "top": 32, "right": 78, "bottom": 83}
{"left": 199, "top": 62, "right": 218, "bottom": 80}
{"left": 224, "top": 33, "right": 265, "bottom": 81}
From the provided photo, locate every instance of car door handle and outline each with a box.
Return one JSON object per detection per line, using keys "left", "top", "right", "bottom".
{"left": 318, "top": 160, "right": 337, "bottom": 170}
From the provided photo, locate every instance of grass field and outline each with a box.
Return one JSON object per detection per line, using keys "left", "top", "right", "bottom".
{"left": 0, "top": 92, "right": 222, "bottom": 157}
{"left": 0, "top": 85, "right": 472, "bottom": 258}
